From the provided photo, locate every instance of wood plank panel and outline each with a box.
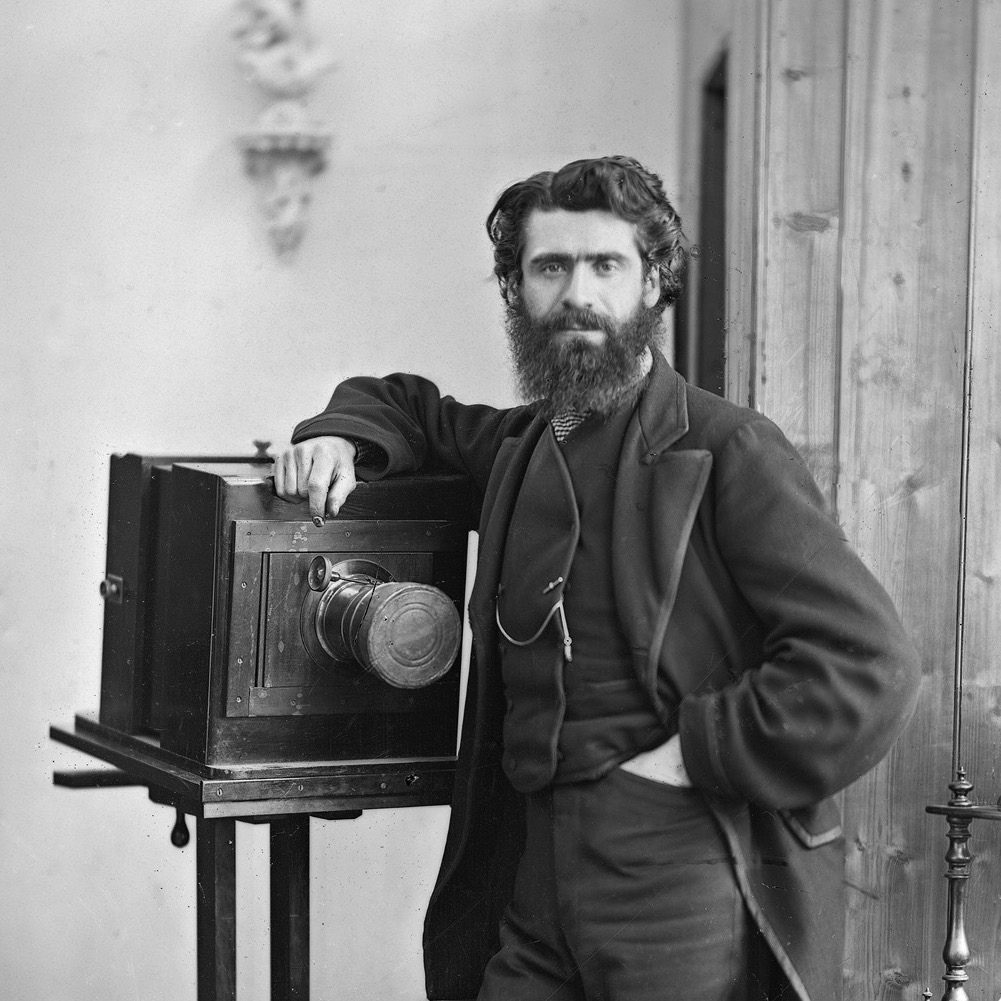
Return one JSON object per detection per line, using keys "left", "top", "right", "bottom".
{"left": 947, "top": 0, "right": 1001, "bottom": 993}
{"left": 837, "top": 1, "right": 977, "bottom": 997}
{"left": 675, "top": 0, "right": 726, "bottom": 383}
{"left": 723, "top": 0, "right": 767, "bottom": 407}
{"left": 752, "top": 0, "right": 846, "bottom": 501}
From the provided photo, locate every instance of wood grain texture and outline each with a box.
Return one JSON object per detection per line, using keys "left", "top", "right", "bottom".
{"left": 196, "top": 818, "right": 237, "bottom": 1001}
{"left": 724, "top": 0, "right": 767, "bottom": 407}
{"left": 753, "top": 0, "right": 846, "bottom": 501}
{"left": 837, "top": 1, "right": 978, "bottom": 997}
{"left": 271, "top": 816, "right": 310, "bottom": 1001}
{"left": 946, "top": 0, "right": 1001, "bottom": 994}
{"left": 674, "top": 0, "right": 760, "bottom": 401}
{"left": 962, "top": 0, "right": 1001, "bottom": 715}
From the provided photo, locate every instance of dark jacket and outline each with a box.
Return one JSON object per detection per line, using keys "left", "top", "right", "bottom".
{"left": 292, "top": 351, "right": 921, "bottom": 1001}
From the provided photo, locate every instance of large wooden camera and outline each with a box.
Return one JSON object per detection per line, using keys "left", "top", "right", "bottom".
{"left": 49, "top": 454, "right": 477, "bottom": 996}
{"left": 93, "top": 454, "right": 475, "bottom": 777}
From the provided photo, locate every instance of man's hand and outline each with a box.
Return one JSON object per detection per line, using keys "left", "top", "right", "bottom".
{"left": 619, "top": 733, "right": 693, "bottom": 788}
{"left": 273, "top": 436, "right": 358, "bottom": 523}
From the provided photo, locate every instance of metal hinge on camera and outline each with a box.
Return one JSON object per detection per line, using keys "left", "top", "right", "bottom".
{"left": 100, "top": 574, "right": 124, "bottom": 605}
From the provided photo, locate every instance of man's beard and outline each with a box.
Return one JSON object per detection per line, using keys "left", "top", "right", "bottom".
{"left": 505, "top": 299, "right": 664, "bottom": 420}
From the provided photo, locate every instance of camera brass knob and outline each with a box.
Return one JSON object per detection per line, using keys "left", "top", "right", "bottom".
{"left": 307, "top": 555, "right": 334, "bottom": 591}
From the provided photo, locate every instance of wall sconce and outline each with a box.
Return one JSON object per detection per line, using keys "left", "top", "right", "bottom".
{"left": 233, "top": 0, "right": 334, "bottom": 256}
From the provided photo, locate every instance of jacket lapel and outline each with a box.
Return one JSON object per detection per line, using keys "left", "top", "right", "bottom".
{"left": 612, "top": 353, "right": 713, "bottom": 711}
{"left": 468, "top": 416, "right": 548, "bottom": 633}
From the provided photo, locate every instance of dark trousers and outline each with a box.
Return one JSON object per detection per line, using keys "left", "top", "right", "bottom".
{"left": 478, "top": 766, "right": 751, "bottom": 1001}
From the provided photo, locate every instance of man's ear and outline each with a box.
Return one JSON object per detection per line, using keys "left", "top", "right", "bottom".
{"left": 642, "top": 266, "right": 661, "bottom": 308}
{"left": 502, "top": 274, "right": 522, "bottom": 307}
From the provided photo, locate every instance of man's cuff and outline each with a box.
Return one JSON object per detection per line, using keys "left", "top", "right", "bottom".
{"left": 346, "top": 437, "right": 384, "bottom": 469}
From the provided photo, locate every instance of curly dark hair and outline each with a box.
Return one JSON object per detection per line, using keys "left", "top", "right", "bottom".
{"left": 485, "top": 155, "right": 688, "bottom": 310}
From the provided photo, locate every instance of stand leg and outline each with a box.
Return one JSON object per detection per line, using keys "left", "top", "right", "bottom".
{"left": 271, "top": 815, "right": 310, "bottom": 1001}
{"left": 196, "top": 817, "right": 237, "bottom": 1001}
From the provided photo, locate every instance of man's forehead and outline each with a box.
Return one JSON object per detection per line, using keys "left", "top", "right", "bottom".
{"left": 521, "top": 208, "right": 643, "bottom": 260}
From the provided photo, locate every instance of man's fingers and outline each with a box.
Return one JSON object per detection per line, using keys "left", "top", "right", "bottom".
{"left": 273, "top": 446, "right": 308, "bottom": 500}
{"left": 326, "top": 460, "right": 357, "bottom": 517}
{"left": 275, "top": 450, "right": 292, "bottom": 498}
{"left": 307, "top": 451, "right": 336, "bottom": 520}
{"left": 273, "top": 452, "right": 286, "bottom": 497}
{"left": 284, "top": 449, "right": 301, "bottom": 497}
{"left": 295, "top": 444, "right": 312, "bottom": 498}
{"left": 270, "top": 438, "right": 357, "bottom": 515}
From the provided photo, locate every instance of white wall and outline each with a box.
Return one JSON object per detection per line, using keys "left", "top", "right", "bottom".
{"left": 0, "top": 3, "right": 682, "bottom": 998}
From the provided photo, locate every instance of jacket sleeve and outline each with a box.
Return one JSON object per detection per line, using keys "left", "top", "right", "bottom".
{"left": 291, "top": 372, "right": 537, "bottom": 494}
{"left": 677, "top": 418, "right": 922, "bottom": 810}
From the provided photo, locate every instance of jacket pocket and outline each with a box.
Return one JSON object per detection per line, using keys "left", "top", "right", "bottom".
{"left": 778, "top": 798, "right": 843, "bottom": 849}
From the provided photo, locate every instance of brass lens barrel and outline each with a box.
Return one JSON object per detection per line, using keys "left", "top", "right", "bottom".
{"left": 315, "top": 574, "right": 460, "bottom": 689}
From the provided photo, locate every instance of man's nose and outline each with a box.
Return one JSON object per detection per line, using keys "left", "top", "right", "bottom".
{"left": 561, "top": 264, "right": 596, "bottom": 308}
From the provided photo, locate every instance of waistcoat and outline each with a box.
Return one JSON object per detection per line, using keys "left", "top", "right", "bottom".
{"left": 496, "top": 406, "right": 673, "bottom": 794}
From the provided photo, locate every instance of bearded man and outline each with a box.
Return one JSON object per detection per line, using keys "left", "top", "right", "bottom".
{"left": 274, "top": 156, "right": 920, "bottom": 1001}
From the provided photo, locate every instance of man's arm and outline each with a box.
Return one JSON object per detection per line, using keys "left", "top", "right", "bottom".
{"left": 275, "top": 371, "right": 538, "bottom": 518}
{"left": 677, "top": 418, "right": 922, "bottom": 810}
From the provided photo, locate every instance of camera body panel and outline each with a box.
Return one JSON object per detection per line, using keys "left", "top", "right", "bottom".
{"left": 98, "top": 454, "right": 474, "bottom": 772}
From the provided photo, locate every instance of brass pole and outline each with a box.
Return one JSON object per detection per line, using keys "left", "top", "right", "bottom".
{"left": 940, "top": 771, "right": 975, "bottom": 1001}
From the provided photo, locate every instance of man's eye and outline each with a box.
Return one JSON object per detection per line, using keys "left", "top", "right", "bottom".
{"left": 540, "top": 262, "right": 564, "bottom": 275}
{"left": 596, "top": 260, "right": 621, "bottom": 274}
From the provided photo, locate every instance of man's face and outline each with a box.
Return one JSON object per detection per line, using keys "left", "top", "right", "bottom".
{"left": 519, "top": 208, "right": 660, "bottom": 341}
{"left": 506, "top": 208, "right": 663, "bottom": 417}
